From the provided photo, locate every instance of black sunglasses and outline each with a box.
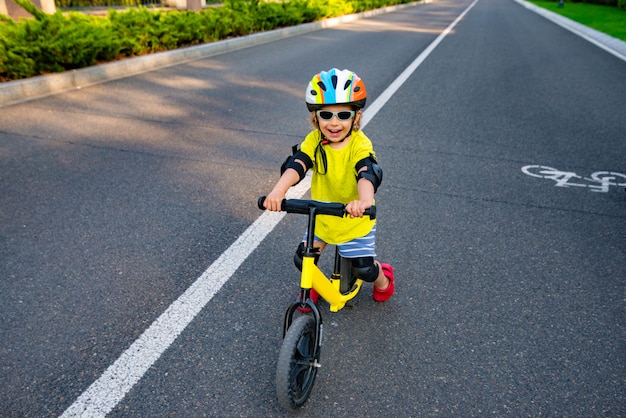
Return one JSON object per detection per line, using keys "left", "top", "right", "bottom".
{"left": 316, "top": 110, "right": 355, "bottom": 121}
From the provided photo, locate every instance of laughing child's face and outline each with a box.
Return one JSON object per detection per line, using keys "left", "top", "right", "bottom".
{"left": 316, "top": 104, "right": 359, "bottom": 144}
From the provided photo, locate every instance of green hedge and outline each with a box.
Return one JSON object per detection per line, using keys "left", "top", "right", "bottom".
{"left": 0, "top": 0, "right": 413, "bottom": 81}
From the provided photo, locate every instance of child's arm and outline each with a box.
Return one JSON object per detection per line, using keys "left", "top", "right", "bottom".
{"left": 346, "top": 153, "right": 382, "bottom": 218}
{"left": 345, "top": 170, "right": 375, "bottom": 218}
{"left": 264, "top": 163, "right": 306, "bottom": 211}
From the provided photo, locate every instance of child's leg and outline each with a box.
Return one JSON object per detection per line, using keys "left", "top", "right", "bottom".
{"left": 294, "top": 240, "right": 326, "bottom": 270}
{"left": 348, "top": 258, "right": 395, "bottom": 302}
{"left": 336, "top": 227, "right": 394, "bottom": 302}
{"left": 373, "top": 262, "right": 390, "bottom": 290}
{"left": 372, "top": 261, "right": 394, "bottom": 302}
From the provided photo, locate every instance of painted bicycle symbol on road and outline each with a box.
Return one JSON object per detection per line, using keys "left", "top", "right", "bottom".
{"left": 522, "top": 165, "right": 626, "bottom": 193}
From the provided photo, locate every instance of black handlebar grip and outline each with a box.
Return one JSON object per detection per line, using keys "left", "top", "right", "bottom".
{"left": 258, "top": 196, "right": 266, "bottom": 210}
{"left": 366, "top": 205, "right": 376, "bottom": 220}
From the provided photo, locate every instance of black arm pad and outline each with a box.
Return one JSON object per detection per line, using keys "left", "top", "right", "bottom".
{"left": 281, "top": 150, "right": 313, "bottom": 181}
{"left": 356, "top": 155, "right": 383, "bottom": 192}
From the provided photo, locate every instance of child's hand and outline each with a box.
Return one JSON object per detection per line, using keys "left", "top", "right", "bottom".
{"left": 345, "top": 200, "right": 371, "bottom": 218}
{"left": 264, "top": 190, "right": 285, "bottom": 211}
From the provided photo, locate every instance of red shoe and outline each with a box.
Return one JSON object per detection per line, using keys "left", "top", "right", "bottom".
{"left": 373, "top": 263, "right": 394, "bottom": 302}
{"left": 297, "top": 288, "right": 319, "bottom": 313}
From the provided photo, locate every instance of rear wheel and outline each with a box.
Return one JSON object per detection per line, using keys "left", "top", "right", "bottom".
{"left": 276, "top": 315, "right": 319, "bottom": 411}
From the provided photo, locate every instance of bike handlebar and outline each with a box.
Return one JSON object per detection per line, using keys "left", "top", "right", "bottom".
{"left": 257, "top": 196, "right": 376, "bottom": 220}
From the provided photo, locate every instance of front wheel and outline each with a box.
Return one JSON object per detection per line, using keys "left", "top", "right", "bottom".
{"left": 276, "top": 315, "right": 320, "bottom": 411}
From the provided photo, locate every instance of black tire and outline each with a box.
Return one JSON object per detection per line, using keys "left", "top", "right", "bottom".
{"left": 276, "top": 315, "right": 319, "bottom": 411}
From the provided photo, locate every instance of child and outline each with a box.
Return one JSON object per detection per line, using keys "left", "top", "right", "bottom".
{"left": 263, "top": 68, "right": 394, "bottom": 304}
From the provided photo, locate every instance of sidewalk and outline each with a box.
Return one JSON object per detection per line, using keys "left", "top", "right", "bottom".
{"left": 1, "top": 0, "right": 624, "bottom": 107}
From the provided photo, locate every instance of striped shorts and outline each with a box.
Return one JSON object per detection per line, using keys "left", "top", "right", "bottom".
{"left": 304, "top": 225, "right": 377, "bottom": 258}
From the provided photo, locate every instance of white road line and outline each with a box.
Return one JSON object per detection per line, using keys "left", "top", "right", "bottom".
{"left": 60, "top": 2, "right": 476, "bottom": 416}
{"left": 60, "top": 180, "right": 309, "bottom": 418}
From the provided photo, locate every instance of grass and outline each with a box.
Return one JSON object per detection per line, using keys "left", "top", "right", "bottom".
{"left": 530, "top": 1, "right": 626, "bottom": 41}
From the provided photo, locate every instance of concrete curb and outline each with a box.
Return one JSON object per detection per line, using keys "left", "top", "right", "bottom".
{"left": 0, "top": 2, "right": 421, "bottom": 106}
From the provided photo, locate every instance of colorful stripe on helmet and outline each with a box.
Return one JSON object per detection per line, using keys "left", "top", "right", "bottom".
{"left": 305, "top": 68, "right": 367, "bottom": 110}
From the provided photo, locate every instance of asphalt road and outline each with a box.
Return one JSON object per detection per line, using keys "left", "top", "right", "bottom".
{"left": 1, "top": 0, "right": 625, "bottom": 416}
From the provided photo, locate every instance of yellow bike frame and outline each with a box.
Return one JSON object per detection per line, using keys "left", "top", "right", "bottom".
{"left": 301, "top": 255, "right": 363, "bottom": 312}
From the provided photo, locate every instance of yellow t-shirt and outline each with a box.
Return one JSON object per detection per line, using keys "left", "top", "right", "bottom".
{"left": 300, "top": 129, "right": 377, "bottom": 244}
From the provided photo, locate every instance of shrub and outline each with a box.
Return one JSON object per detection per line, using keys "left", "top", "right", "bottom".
{"left": 0, "top": 0, "right": 415, "bottom": 81}
{"left": 1, "top": 0, "right": 121, "bottom": 80}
